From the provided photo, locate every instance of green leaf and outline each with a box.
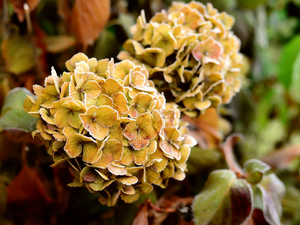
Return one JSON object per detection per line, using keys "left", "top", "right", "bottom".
{"left": 237, "top": 0, "right": 267, "bottom": 9}
{"left": 282, "top": 185, "right": 300, "bottom": 214}
{"left": 118, "top": 13, "right": 135, "bottom": 38}
{"left": 257, "top": 174, "right": 285, "bottom": 225}
{"left": 244, "top": 159, "right": 270, "bottom": 184}
{"left": 278, "top": 35, "right": 300, "bottom": 89}
{"left": 289, "top": 49, "right": 300, "bottom": 102}
{"left": 1, "top": 34, "right": 36, "bottom": 75}
{"left": 93, "top": 29, "right": 120, "bottom": 60}
{"left": 187, "top": 147, "right": 222, "bottom": 170}
{"left": 192, "top": 170, "right": 253, "bottom": 225}
{"left": 0, "top": 88, "right": 38, "bottom": 132}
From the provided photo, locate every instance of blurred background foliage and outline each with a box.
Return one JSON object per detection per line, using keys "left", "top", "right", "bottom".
{"left": 1, "top": 0, "right": 300, "bottom": 224}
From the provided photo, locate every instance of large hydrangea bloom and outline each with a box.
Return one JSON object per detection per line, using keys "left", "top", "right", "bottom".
{"left": 24, "top": 53, "right": 196, "bottom": 206}
{"left": 118, "top": 1, "right": 243, "bottom": 117}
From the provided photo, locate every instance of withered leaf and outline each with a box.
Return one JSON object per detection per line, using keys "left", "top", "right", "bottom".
{"left": 257, "top": 174, "right": 285, "bottom": 225}
{"left": 70, "top": 0, "right": 110, "bottom": 47}
{"left": 262, "top": 145, "right": 300, "bottom": 169}
{"left": 221, "top": 134, "right": 245, "bottom": 176}
{"left": 7, "top": 164, "right": 54, "bottom": 204}
{"left": 133, "top": 200, "right": 149, "bottom": 225}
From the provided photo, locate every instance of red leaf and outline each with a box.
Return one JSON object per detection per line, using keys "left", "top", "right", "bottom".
{"left": 7, "top": 164, "right": 54, "bottom": 204}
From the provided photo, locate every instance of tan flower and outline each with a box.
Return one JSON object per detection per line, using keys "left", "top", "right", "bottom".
{"left": 24, "top": 53, "right": 196, "bottom": 206}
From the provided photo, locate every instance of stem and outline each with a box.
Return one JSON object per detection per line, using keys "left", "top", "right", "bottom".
{"left": 24, "top": 3, "right": 32, "bottom": 35}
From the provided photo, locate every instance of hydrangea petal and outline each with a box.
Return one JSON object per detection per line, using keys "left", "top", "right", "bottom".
{"left": 92, "top": 139, "right": 123, "bottom": 168}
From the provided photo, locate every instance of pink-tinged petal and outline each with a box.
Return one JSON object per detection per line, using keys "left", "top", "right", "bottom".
{"left": 136, "top": 112, "right": 157, "bottom": 140}
{"left": 107, "top": 164, "right": 127, "bottom": 176}
{"left": 128, "top": 134, "right": 150, "bottom": 150}
{"left": 159, "top": 139, "right": 181, "bottom": 160}
{"left": 80, "top": 106, "right": 118, "bottom": 140}
{"left": 122, "top": 122, "right": 138, "bottom": 140}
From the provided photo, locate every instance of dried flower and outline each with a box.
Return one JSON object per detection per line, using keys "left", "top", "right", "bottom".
{"left": 24, "top": 53, "right": 196, "bottom": 206}
{"left": 118, "top": 1, "right": 244, "bottom": 117}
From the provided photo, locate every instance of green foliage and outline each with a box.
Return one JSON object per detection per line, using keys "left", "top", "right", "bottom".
{"left": 0, "top": 88, "right": 38, "bottom": 132}
{"left": 1, "top": 34, "right": 36, "bottom": 75}
{"left": 244, "top": 159, "right": 270, "bottom": 184}
{"left": 192, "top": 170, "right": 253, "bottom": 225}
{"left": 0, "top": 0, "right": 300, "bottom": 224}
{"left": 278, "top": 35, "right": 300, "bottom": 89}
{"left": 257, "top": 174, "right": 286, "bottom": 225}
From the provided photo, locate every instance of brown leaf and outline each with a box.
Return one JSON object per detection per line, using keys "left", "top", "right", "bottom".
{"left": 43, "top": 35, "right": 77, "bottom": 53}
{"left": 262, "top": 145, "right": 300, "bottom": 169}
{"left": 183, "top": 108, "right": 223, "bottom": 149}
{"left": 10, "top": 0, "right": 39, "bottom": 22}
{"left": 133, "top": 200, "right": 149, "bottom": 225}
{"left": 149, "top": 196, "right": 194, "bottom": 225}
{"left": 220, "top": 134, "right": 245, "bottom": 176}
{"left": 58, "top": 0, "right": 73, "bottom": 21}
{"left": 53, "top": 167, "right": 70, "bottom": 214}
{"left": 7, "top": 164, "right": 54, "bottom": 204}
{"left": 70, "top": 0, "right": 110, "bottom": 48}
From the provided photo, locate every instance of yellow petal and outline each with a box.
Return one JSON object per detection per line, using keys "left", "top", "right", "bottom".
{"left": 92, "top": 139, "right": 123, "bottom": 168}
{"left": 64, "top": 133, "right": 95, "bottom": 158}
{"left": 113, "top": 60, "right": 135, "bottom": 80}
{"left": 80, "top": 106, "right": 118, "bottom": 140}
{"left": 113, "top": 92, "right": 128, "bottom": 115}
{"left": 82, "top": 80, "right": 101, "bottom": 99}
{"left": 100, "top": 78, "right": 124, "bottom": 97}
{"left": 39, "top": 108, "right": 55, "bottom": 125}
{"left": 118, "top": 176, "right": 138, "bottom": 185}
{"left": 54, "top": 108, "right": 70, "bottom": 128}
{"left": 82, "top": 141, "right": 100, "bottom": 163}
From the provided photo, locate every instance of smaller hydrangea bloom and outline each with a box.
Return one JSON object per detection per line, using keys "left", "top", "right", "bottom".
{"left": 118, "top": 1, "right": 244, "bottom": 117}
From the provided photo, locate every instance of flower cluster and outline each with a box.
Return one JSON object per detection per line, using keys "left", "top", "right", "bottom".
{"left": 118, "top": 1, "right": 243, "bottom": 117}
{"left": 24, "top": 53, "right": 196, "bottom": 206}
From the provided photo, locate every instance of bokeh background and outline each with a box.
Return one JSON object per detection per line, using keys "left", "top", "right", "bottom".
{"left": 1, "top": 0, "right": 300, "bottom": 224}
